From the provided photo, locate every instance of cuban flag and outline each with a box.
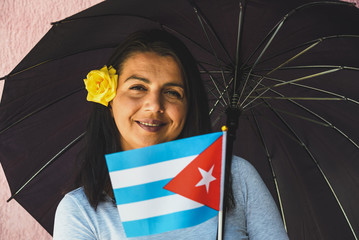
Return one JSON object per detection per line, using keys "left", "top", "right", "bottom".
{"left": 105, "top": 131, "right": 226, "bottom": 238}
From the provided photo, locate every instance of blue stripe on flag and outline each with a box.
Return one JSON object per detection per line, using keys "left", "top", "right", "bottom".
{"left": 106, "top": 132, "right": 222, "bottom": 172}
{"left": 113, "top": 179, "right": 174, "bottom": 204}
{"left": 122, "top": 205, "right": 218, "bottom": 237}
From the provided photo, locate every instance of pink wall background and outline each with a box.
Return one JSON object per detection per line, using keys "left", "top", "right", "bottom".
{"left": 0, "top": 0, "right": 358, "bottom": 239}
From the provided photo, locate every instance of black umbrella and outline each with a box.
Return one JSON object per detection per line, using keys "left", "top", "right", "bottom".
{"left": 1, "top": 0, "right": 359, "bottom": 239}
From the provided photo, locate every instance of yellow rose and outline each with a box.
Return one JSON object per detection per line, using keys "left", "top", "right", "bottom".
{"left": 84, "top": 66, "right": 118, "bottom": 107}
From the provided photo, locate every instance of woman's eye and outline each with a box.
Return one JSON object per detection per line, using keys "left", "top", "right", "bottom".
{"left": 165, "top": 90, "right": 182, "bottom": 99}
{"left": 129, "top": 85, "right": 146, "bottom": 91}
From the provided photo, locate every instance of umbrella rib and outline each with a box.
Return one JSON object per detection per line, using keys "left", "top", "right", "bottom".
{"left": 262, "top": 100, "right": 358, "bottom": 240}
{"left": 251, "top": 110, "right": 288, "bottom": 232}
{"left": 7, "top": 18, "right": 228, "bottom": 78}
{"left": 233, "top": 1, "right": 244, "bottom": 100}
{"left": 198, "top": 63, "right": 229, "bottom": 108}
{"left": 56, "top": 15, "right": 231, "bottom": 71}
{"left": 162, "top": 26, "right": 228, "bottom": 66}
{"left": 208, "top": 87, "right": 226, "bottom": 111}
{"left": 243, "top": 84, "right": 330, "bottom": 132}
{"left": 190, "top": 4, "right": 231, "bottom": 104}
{"left": 263, "top": 108, "right": 331, "bottom": 128}
{"left": 245, "top": 79, "right": 359, "bottom": 149}
{"left": 5, "top": 46, "right": 116, "bottom": 77}
{"left": 247, "top": 80, "right": 359, "bottom": 151}
{"left": 238, "top": 19, "right": 285, "bottom": 105}
{"left": 55, "top": 12, "right": 231, "bottom": 66}
{"left": 283, "top": 98, "right": 359, "bottom": 151}
{"left": 238, "top": 2, "right": 357, "bottom": 107}
{"left": 7, "top": 132, "right": 86, "bottom": 202}
{"left": 252, "top": 67, "right": 342, "bottom": 96}
{"left": 6, "top": 60, "right": 53, "bottom": 77}
{"left": 249, "top": 71, "right": 359, "bottom": 105}
{"left": 246, "top": 96, "right": 345, "bottom": 101}
{"left": 252, "top": 89, "right": 359, "bottom": 240}
{"left": 209, "top": 78, "right": 234, "bottom": 116}
{"left": 241, "top": 1, "right": 356, "bottom": 68}
{"left": 0, "top": 88, "right": 84, "bottom": 134}
{"left": 265, "top": 40, "right": 322, "bottom": 77}
{"left": 244, "top": 101, "right": 335, "bottom": 129}
{"left": 200, "top": 70, "right": 232, "bottom": 74}
{"left": 239, "top": 39, "right": 322, "bottom": 109}
{"left": 188, "top": 2, "right": 232, "bottom": 62}
{"left": 208, "top": 89, "right": 226, "bottom": 109}
{"left": 245, "top": 67, "right": 359, "bottom": 107}
{"left": 256, "top": 35, "right": 359, "bottom": 68}
{"left": 265, "top": 65, "right": 359, "bottom": 72}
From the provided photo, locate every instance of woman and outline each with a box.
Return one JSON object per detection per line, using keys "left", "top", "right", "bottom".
{"left": 53, "top": 30, "right": 288, "bottom": 240}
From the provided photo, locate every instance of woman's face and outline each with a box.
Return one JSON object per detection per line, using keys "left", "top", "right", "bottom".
{"left": 111, "top": 52, "right": 188, "bottom": 151}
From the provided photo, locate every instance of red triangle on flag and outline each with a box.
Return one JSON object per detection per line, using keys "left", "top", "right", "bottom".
{"left": 164, "top": 136, "right": 223, "bottom": 211}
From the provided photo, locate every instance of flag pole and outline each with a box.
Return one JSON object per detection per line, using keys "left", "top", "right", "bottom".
{"left": 218, "top": 126, "right": 228, "bottom": 240}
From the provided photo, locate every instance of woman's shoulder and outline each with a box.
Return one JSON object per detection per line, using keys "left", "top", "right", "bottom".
{"left": 62, "top": 187, "right": 87, "bottom": 202}
{"left": 64, "top": 187, "right": 86, "bottom": 198}
{"left": 231, "top": 155, "right": 258, "bottom": 176}
{"left": 54, "top": 190, "right": 122, "bottom": 239}
{"left": 56, "top": 187, "right": 89, "bottom": 212}
{"left": 230, "top": 155, "right": 269, "bottom": 192}
{"left": 54, "top": 187, "right": 93, "bottom": 237}
{"left": 55, "top": 187, "right": 118, "bottom": 224}
{"left": 58, "top": 187, "right": 113, "bottom": 210}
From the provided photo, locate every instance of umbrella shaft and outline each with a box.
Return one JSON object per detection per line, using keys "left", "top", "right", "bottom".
{"left": 220, "top": 107, "right": 241, "bottom": 239}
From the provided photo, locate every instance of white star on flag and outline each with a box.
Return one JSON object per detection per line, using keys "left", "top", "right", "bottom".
{"left": 195, "top": 165, "right": 216, "bottom": 193}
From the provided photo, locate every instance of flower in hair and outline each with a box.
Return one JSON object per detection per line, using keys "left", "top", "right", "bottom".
{"left": 84, "top": 65, "right": 118, "bottom": 106}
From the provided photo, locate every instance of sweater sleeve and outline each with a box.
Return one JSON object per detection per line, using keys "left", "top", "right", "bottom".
{"left": 233, "top": 156, "right": 289, "bottom": 240}
{"left": 53, "top": 192, "right": 97, "bottom": 240}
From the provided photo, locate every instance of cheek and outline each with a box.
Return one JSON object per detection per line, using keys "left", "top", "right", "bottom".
{"left": 169, "top": 103, "right": 188, "bottom": 127}
{"left": 112, "top": 95, "right": 139, "bottom": 124}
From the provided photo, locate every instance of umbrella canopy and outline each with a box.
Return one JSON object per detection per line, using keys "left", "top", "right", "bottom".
{"left": 1, "top": 0, "right": 359, "bottom": 238}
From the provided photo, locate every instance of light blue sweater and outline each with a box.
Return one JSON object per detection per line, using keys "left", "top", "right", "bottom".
{"left": 53, "top": 156, "right": 289, "bottom": 239}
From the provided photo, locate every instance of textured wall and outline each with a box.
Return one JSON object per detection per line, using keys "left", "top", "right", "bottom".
{"left": 0, "top": 1, "right": 102, "bottom": 239}
{"left": 0, "top": 0, "right": 358, "bottom": 239}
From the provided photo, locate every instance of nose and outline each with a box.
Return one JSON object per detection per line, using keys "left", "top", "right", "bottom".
{"left": 144, "top": 91, "right": 164, "bottom": 113}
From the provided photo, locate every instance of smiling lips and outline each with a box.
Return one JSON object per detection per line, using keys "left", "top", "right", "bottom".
{"left": 136, "top": 120, "right": 166, "bottom": 132}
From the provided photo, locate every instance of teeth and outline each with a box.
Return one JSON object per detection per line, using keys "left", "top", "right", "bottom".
{"left": 139, "top": 121, "right": 161, "bottom": 127}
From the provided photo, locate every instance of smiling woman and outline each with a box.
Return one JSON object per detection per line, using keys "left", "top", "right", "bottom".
{"left": 112, "top": 52, "right": 188, "bottom": 150}
{"left": 52, "top": 29, "right": 288, "bottom": 240}
{"left": 53, "top": 29, "right": 213, "bottom": 239}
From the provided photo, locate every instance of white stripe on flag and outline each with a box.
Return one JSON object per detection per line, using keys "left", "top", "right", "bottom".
{"left": 117, "top": 194, "right": 204, "bottom": 222}
{"left": 109, "top": 155, "right": 197, "bottom": 188}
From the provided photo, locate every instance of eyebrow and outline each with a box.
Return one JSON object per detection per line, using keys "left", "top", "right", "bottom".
{"left": 125, "top": 75, "right": 185, "bottom": 88}
{"left": 125, "top": 75, "right": 150, "bottom": 83}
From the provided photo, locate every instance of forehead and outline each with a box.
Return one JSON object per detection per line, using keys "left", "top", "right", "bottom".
{"left": 123, "top": 51, "right": 177, "bottom": 66}
{"left": 120, "top": 52, "right": 184, "bottom": 82}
